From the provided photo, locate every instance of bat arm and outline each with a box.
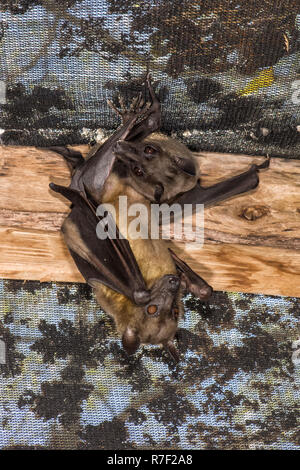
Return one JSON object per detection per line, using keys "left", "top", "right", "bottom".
{"left": 176, "top": 157, "right": 270, "bottom": 208}
{"left": 50, "top": 182, "right": 151, "bottom": 305}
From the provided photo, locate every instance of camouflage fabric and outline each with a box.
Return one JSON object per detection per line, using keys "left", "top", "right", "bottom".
{"left": 0, "top": 1, "right": 299, "bottom": 157}
{"left": 0, "top": 279, "right": 299, "bottom": 450}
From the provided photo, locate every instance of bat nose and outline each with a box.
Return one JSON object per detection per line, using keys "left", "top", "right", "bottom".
{"left": 154, "top": 183, "right": 164, "bottom": 202}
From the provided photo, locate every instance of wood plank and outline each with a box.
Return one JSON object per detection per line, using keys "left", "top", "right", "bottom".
{"left": 0, "top": 144, "right": 299, "bottom": 296}
{"left": 0, "top": 226, "right": 83, "bottom": 283}
{"left": 0, "top": 225, "right": 298, "bottom": 296}
{"left": 169, "top": 242, "right": 300, "bottom": 297}
{"left": 1, "top": 145, "right": 299, "bottom": 247}
{"left": 199, "top": 152, "right": 300, "bottom": 250}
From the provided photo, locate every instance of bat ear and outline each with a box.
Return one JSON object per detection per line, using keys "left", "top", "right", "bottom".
{"left": 122, "top": 327, "right": 140, "bottom": 355}
{"left": 165, "top": 340, "right": 180, "bottom": 363}
{"left": 174, "top": 156, "right": 196, "bottom": 176}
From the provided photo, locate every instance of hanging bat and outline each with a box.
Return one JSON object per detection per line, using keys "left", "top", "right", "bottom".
{"left": 49, "top": 74, "right": 269, "bottom": 361}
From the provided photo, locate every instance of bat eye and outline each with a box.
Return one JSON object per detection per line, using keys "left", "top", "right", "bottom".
{"left": 133, "top": 166, "right": 144, "bottom": 177}
{"left": 147, "top": 304, "right": 158, "bottom": 316}
{"left": 144, "top": 145, "right": 157, "bottom": 158}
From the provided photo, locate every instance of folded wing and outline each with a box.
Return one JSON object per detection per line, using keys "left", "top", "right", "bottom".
{"left": 50, "top": 183, "right": 150, "bottom": 305}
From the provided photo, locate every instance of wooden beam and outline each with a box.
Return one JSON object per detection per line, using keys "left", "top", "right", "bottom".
{"left": 0, "top": 145, "right": 299, "bottom": 296}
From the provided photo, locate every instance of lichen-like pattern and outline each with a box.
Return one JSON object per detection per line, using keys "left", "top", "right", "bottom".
{"left": 0, "top": 1, "right": 299, "bottom": 157}
{"left": 0, "top": 279, "right": 299, "bottom": 450}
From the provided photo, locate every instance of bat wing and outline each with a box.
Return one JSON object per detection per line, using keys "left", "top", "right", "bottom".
{"left": 174, "top": 157, "right": 270, "bottom": 208}
{"left": 50, "top": 183, "right": 150, "bottom": 306}
{"left": 47, "top": 110, "right": 140, "bottom": 200}
{"left": 166, "top": 159, "right": 269, "bottom": 301}
{"left": 48, "top": 75, "right": 160, "bottom": 202}
{"left": 46, "top": 146, "right": 85, "bottom": 172}
{"left": 169, "top": 249, "right": 212, "bottom": 301}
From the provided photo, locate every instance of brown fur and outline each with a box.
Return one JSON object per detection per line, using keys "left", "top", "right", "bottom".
{"left": 114, "top": 132, "right": 199, "bottom": 203}
{"left": 91, "top": 171, "right": 184, "bottom": 341}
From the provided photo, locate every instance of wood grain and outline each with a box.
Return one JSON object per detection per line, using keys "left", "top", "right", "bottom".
{"left": 0, "top": 144, "right": 299, "bottom": 296}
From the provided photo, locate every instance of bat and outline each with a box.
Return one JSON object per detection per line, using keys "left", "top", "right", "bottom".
{"left": 49, "top": 74, "right": 269, "bottom": 361}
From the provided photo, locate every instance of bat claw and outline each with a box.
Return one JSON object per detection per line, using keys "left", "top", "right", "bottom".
{"left": 165, "top": 340, "right": 180, "bottom": 363}
{"left": 254, "top": 155, "right": 270, "bottom": 171}
{"left": 146, "top": 72, "right": 152, "bottom": 88}
{"left": 118, "top": 95, "right": 126, "bottom": 112}
{"left": 145, "top": 72, "right": 158, "bottom": 105}
{"left": 107, "top": 99, "right": 122, "bottom": 116}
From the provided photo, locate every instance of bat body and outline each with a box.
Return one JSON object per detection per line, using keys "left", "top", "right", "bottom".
{"left": 92, "top": 176, "right": 182, "bottom": 346}
{"left": 49, "top": 75, "right": 269, "bottom": 361}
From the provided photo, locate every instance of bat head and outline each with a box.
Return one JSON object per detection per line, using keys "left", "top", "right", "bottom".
{"left": 122, "top": 274, "right": 181, "bottom": 361}
{"left": 113, "top": 133, "right": 199, "bottom": 203}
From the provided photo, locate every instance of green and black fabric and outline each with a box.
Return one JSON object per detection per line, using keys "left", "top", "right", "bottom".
{"left": 0, "top": 0, "right": 299, "bottom": 450}
{"left": 1, "top": 0, "right": 300, "bottom": 158}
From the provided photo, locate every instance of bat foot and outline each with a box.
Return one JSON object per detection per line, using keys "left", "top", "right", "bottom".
{"left": 107, "top": 89, "right": 150, "bottom": 125}
{"left": 195, "top": 284, "right": 213, "bottom": 302}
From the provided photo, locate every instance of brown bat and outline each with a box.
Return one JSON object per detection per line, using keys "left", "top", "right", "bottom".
{"left": 49, "top": 75, "right": 269, "bottom": 361}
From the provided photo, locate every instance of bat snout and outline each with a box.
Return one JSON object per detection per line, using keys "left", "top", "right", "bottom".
{"left": 154, "top": 183, "right": 164, "bottom": 202}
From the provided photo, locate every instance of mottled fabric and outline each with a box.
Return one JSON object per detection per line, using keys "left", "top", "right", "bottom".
{"left": 0, "top": 279, "right": 299, "bottom": 450}
{"left": 0, "top": 0, "right": 299, "bottom": 451}
{"left": 0, "top": 1, "right": 299, "bottom": 157}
